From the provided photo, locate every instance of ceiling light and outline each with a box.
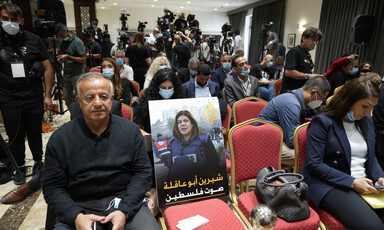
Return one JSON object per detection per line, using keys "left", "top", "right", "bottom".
{"left": 101, "top": 6, "right": 105, "bottom": 9}
{"left": 225, "top": 3, "right": 229, "bottom": 6}
{"left": 214, "top": 8, "right": 218, "bottom": 11}
{"left": 180, "top": 6, "right": 184, "bottom": 9}
{"left": 187, "top": 1, "right": 191, "bottom": 3}
{"left": 154, "top": 0, "right": 158, "bottom": 1}
{"left": 151, "top": 5, "right": 154, "bottom": 7}
{"left": 113, "top": 3, "right": 117, "bottom": 5}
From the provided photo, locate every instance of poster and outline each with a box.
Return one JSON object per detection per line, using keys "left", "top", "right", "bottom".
{"left": 149, "top": 97, "right": 229, "bottom": 207}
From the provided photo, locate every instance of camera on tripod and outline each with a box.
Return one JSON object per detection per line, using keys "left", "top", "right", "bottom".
{"left": 33, "top": 10, "right": 56, "bottom": 47}
{"left": 120, "top": 10, "right": 130, "bottom": 31}
{"left": 138, "top": 21, "right": 148, "bottom": 33}
{"left": 101, "top": 24, "right": 111, "bottom": 43}
{"left": 187, "top": 14, "right": 195, "bottom": 27}
{"left": 262, "top": 22, "right": 273, "bottom": 35}
{"left": 190, "top": 29, "right": 202, "bottom": 45}
{"left": 221, "top": 23, "right": 233, "bottom": 37}
{"left": 82, "top": 28, "right": 92, "bottom": 45}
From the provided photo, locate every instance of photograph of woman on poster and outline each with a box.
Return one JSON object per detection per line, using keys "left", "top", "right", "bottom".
{"left": 167, "top": 110, "right": 221, "bottom": 182}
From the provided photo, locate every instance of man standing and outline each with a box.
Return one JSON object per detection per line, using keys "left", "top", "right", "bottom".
{"left": 87, "top": 18, "right": 102, "bottom": 44}
{"left": 172, "top": 31, "right": 192, "bottom": 68}
{"left": 56, "top": 23, "right": 86, "bottom": 107}
{"left": 266, "top": 28, "right": 279, "bottom": 58}
{"left": 43, "top": 73, "right": 159, "bottom": 230}
{"left": 0, "top": 3, "right": 53, "bottom": 184}
{"left": 182, "top": 64, "right": 220, "bottom": 98}
{"left": 249, "top": 54, "right": 275, "bottom": 101}
{"left": 224, "top": 55, "right": 260, "bottom": 107}
{"left": 280, "top": 27, "right": 323, "bottom": 94}
{"left": 85, "top": 35, "right": 102, "bottom": 69}
{"left": 257, "top": 76, "right": 330, "bottom": 166}
{"left": 147, "top": 28, "right": 160, "bottom": 57}
{"left": 164, "top": 23, "right": 176, "bottom": 64}
{"left": 211, "top": 55, "right": 236, "bottom": 91}
{"left": 233, "top": 30, "right": 244, "bottom": 56}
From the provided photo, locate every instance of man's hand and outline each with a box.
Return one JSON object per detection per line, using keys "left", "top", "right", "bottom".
{"left": 347, "top": 54, "right": 358, "bottom": 60}
{"left": 44, "top": 95, "right": 53, "bottom": 111}
{"left": 57, "top": 54, "right": 69, "bottom": 64}
{"left": 100, "top": 210, "right": 127, "bottom": 230}
{"left": 74, "top": 213, "right": 105, "bottom": 230}
{"left": 352, "top": 178, "right": 378, "bottom": 195}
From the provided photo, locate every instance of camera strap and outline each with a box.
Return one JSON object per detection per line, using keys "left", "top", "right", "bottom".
{"left": 288, "top": 91, "right": 305, "bottom": 124}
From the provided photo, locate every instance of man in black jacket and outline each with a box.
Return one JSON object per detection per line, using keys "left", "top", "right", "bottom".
{"left": 42, "top": 73, "right": 158, "bottom": 230}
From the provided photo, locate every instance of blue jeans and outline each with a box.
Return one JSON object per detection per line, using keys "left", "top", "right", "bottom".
{"left": 259, "top": 82, "right": 275, "bottom": 101}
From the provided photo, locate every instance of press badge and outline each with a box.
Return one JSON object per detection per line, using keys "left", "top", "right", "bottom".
{"left": 11, "top": 62, "right": 26, "bottom": 78}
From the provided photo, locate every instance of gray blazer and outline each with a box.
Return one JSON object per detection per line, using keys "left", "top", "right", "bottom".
{"left": 224, "top": 74, "right": 260, "bottom": 107}
{"left": 267, "top": 32, "right": 279, "bottom": 57}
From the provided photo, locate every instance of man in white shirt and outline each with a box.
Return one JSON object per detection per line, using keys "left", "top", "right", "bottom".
{"left": 147, "top": 28, "right": 160, "bottom": 56}
{"left": 233, "top": 30, "right": 244, "bottom": 56}
{"left": 115, "top": 50, "right": 134, "bottom": 80}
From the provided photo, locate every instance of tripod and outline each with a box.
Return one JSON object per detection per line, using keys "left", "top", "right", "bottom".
{"left": 51, "top": 36, "right": 67, "bottom": 115}
{"left": 0, "top": 132, "right": 25, "bottom": 183}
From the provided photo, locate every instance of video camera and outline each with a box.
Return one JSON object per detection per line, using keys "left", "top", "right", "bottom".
{"left": 187, "top": 14, "right": 195, "bottom": 27}
{"left": 82, "top": 28, "right": 92, "bottom": 45}
{"left": 262, "top": 22, "right": 273, "bottom": 35}
{"left": 221, "top": 23, "right": 233, "bottom": 37}
{"left": 33, "top": 10, "right": 56, "bottom": 47}
{"left": 101, "top": 24, "right": 111, "bottom": 44}
{"left": 190, "top": 29, "right": 202, "bottom": 45}
{"left": 120, "top": 10, "right": 130, "bottom": 31}
{"left": 138, "top": 21, "right": 148, "bottom": 33}
{"left": 155, "top": 33, "right": 165, "bottom": 51}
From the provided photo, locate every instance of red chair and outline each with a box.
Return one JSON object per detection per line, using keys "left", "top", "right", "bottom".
{"left": 221, "top": 104, "right": 231, "bottom": 174}
{"left": 293, "top": 123, "right": 347, "bottom": 230}
{"left": 130, "top": 80, "right": 140, "bottom": 94}
{"left": 274, "top": 78, "right": 283, "bottom": 97}
{"left": 222, "top": 88, "right": 227, "bottom": 101}
{"left": 162, "top": 198, "right": 246, "bottom": 230}
{"left": 90, "top": 66, "right": 101, "bottom": 73}
{"left": 232, "top": 97, "right": 267, "bottom": 125}
{"left": 121, "top": 103, "right": 133, "bottom": 121}
{"left": 228, "top": 118, "right": 320, "bottom": 229}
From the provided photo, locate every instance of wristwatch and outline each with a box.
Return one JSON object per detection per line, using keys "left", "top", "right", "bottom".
{"left": 304, "top": 74, "right": 309, "bottom": 80}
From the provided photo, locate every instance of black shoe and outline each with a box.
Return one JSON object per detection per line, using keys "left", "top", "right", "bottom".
{"left": 13, "top": 166, "right": 26, "bottom": 185}
{"left": 32, "top": 161, "right": 44, "bottom": 178}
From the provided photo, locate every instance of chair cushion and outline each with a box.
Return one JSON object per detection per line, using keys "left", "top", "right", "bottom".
{"left": 308, "top": 201, "right": 346, "bottom": 230}
{"left": 238, "top": 192, "right": 320, "bottom": 230}
{"left": 164, "top": 198, "right": 245, "bottom": 230}
{"left": 226, "top": 158, "right": 231, "bottom": 174}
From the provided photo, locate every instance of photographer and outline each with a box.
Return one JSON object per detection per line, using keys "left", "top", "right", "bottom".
{"left": 189, "top": 33, "right": 200, "bottom": 58}
{"left": 265, "top": 24, "right": 279, "bottom": 58}
{"left": 86, "top": 17, "right": 102, "bottom": 44}
{"left": 164, "top": 22, "right": 176, "bottom": 64}
{"left": 55, "top": 23, "right": 86, "bottom": 106}
{"left": 172, "top": 31, "right": 192, "bottom": 68}
{"left": 175, "top": 13, "right": 187, "bottom": 32}
{"left": 110, "top": 35, "right": 129, "bottom": 58}
{"left": 85, "top": 35, "right": 102, "bottom": 69}
{"left": 0, "top": 3, "right": 53, "bottom": 185}
{"left": 233, "top": 30, "right": 244, "bottom": 56}
{"left": 162, "top": 7, "right": 174, "bottom": 30}
{"left": 188, "top": 14, "right": 199, "bottom": 30}
{"left": 147, "top": 28, "right": 160, "bottom": 57}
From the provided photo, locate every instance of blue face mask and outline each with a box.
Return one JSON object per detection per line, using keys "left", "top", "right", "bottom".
{"left": 349, "top": 67, "right": 358, "bottom": 75}
{"left": 117, "top": 39, "right": 121, "bottom": 43}
{"left": 190, "top": 69, "right": 197, "bottom": 76}
{"left": 102, "top": 69, "right": 115, "bottom": 79}
{"left": 240, "top": 69, "right": 250, "bottom": 76}
{"left": 223, "top": 63, "right": 232, "bottom": 70}
{"left": 229, "top": 42, "right": 233, "bottom": 46}
{"left": 116, "top": 58, "right": 124, "bottom": 66}
{"left": 266, "top": 61, "right": 274, "bottom": 68}
{"left": 347, "top": 111, "right": 355, "bottom": 122}
{"left": 159, "top": 88, "right": 174, "bottom": 99}
{"left": 159, "top": 65, "right": 167, "bottom": 70}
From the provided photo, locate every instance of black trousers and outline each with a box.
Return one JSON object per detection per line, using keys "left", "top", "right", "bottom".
{"left": 0, "top": 94, "right": 44, "bottom": 166}
{"left": 54, "top": 196, "right": 159, "bottom": 230}
{"left": 132, "top": 67, "right": 148, "bottom": 91}
{"left": 320, "top": 187, "right": 384, "bottom": 230}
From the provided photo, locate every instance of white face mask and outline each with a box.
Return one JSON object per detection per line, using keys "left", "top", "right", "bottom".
{"left": 1, "top": 21, "right": 20, "bottom": 35}
{"left": 307, "top": 92, "right": 322, "bottom": 109}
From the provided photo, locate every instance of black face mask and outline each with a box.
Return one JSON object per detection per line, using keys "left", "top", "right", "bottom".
{"left": 360, "top": 69, "right": 371, "bottom": 73}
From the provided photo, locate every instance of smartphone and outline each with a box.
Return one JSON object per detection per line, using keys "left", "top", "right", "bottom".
{"left": 372, "top": 185, "right": 384, "bottom": 189}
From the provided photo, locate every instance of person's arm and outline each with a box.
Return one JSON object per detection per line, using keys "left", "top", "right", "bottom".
{"left": 40, "top": 59, "right": 53, "bottom": 111}
{"left": 277, "top": 102, "right": 302, "bottom": 148}
{"left": 285, "top": 69, "right": 318, "bottom": 80}
{"left": 117, "top": 125, "right": 152, "bottom": 217}
{"left": 42, "top": 133, "right": 87, "bottom": 226}
{"left": 224, "top": 79, "right": 236, "bottom": 107}
{"left": 305, "top": 116, "right": 357, "bottom": 188}
{"left": 145, "top": 57, "right": 151, "bottom": 67}
{"left": 323, "top": 54, "right": 358, "bottom": 78}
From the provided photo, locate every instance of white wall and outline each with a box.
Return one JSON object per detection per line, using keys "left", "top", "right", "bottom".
{"left": 283, "top": 0, "right": 323, "bottom": 62}
{"left": 64, "top": 3, "right": 228, "bottom": 41}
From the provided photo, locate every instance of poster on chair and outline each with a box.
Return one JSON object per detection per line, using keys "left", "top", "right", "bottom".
{"left": 149, "top": 97, "right": 229, "bottom": 208}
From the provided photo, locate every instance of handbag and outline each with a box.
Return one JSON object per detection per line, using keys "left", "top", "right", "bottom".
{"left": 255, "top": 166, "right": 310, "bottom": 222}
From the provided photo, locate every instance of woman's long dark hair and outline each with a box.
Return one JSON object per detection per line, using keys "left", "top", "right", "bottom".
{"left": 136, "top": 68, "right": 184, "bottom": 122}
{"left": 319, "top": 77, "right": 380, "bottom": 138}
{"left": 172, "top": 110, "right": 202, "bottom": 143}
